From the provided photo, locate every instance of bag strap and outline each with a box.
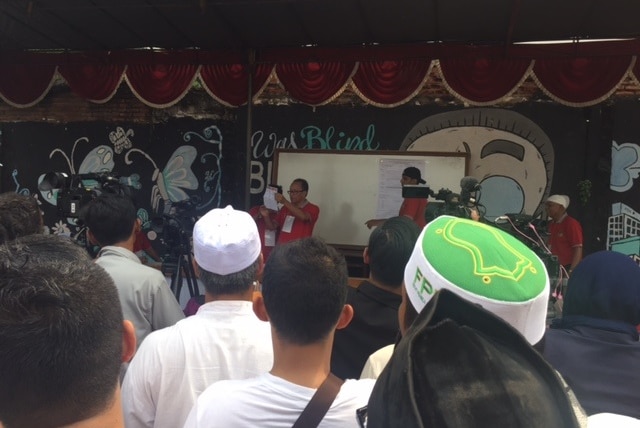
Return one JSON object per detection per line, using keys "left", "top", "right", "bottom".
{"left": 292, "top": 373, "right": 345, "bottom": 428}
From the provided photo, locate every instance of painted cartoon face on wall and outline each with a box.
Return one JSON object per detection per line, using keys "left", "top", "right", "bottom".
{"left": 400, "top": 108, "right": 554, "bottom": 220}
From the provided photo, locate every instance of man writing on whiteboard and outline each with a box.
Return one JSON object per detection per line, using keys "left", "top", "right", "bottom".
{"left": 366, "top": 167, "right": 429, "bottom": 229}
{"left": 261, "top": 178, "right": 320, "bottom": 244}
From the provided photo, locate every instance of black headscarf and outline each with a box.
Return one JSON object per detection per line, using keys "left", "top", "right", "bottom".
{"left": 561, "top": 251, "right": 640, "bottom": 326}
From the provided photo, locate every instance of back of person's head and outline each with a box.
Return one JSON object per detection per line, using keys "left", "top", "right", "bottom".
{"left": 0, "top": 234, "right": 124, "bottom": 428}
{"left": 80, "top": 193, "right": 137, "bottom": 246}
{"left": 562, "top": 251, "right": 640, "bottom": 325}
{"left": 193, "top": 205, "right": 261, "bottom": 295}
{"left": 262, "top": 237, "right": 348, "bottom": 345}
{"left": 367, "top": 216, "right": 420, "bottom": 288}
{"left": 367, "top": 289, "right": 583, "bottom": 428}
{"left": 0, "top": 192, "right": 42, "bottom": 243}
{"left": 402, "top": 215, "right": 550, "bottom": 345}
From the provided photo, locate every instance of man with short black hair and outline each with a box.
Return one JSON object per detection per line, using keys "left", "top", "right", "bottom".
{"left": 0, "top": 191, "right": 42, "bottom": 243}
{"left": 331, "top": 216, "right": 420, "bottom": 380}
{"left": 0, "top": 234, "right": 136, "bottom": 428}
{"left": 184, "top": 237, "right": 375, "bottom": 427}
{"left": 122, "top": 206, "right": 273, "bottom": 428}
{"left": 366, "top": 166, "right": 428, "bottom": 229}
{"left": 261, "top": 178, "right": 319, "bottom": 244}
{"left": 80, "top": 193, "right": 184, "bottom": 347}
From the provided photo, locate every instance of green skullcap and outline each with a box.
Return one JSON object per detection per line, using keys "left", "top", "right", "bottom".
{"left": 404, "top": 215, "right": 549, "bottom": 344}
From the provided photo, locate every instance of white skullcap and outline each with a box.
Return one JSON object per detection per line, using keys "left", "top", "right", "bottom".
{"left": 546, "top": 194, "right": 570, "bottom": 210}
{"left": 193, "top": 205, "right": 261, "bottom": 275}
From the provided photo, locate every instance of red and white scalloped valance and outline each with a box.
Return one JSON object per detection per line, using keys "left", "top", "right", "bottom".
{"left": 1, "top": 45, "right": 640, "bottom": 108}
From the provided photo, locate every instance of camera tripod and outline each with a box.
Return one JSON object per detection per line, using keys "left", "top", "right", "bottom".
{"left": 162, "top": 247, "right": 199, "bottom": 301}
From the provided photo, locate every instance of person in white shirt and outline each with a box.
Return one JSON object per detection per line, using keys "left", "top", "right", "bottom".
{"left": 588, "top": 413, "right": 640, "bottom": 428}
{"left": 122, "top": 206, "right": 273, "bottom": 428}
{"left": 184, "top": 237, "right": 375, "bottom": 428}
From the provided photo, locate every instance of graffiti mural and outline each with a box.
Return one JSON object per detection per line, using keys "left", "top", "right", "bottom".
{"left": 611, "top": 141, "right": 640, "bottom": 193}
{"left": 184, "top": 125, "right": 223, "bottom": 209}
{"left": 4, "top": 101, "right": 636, "bottom": 258}
{"left": 125, "top": 145, "right": 199, "bottom": 213}
{"left": 607, "top": 141, "right": 640, "bottom": 259}
{"left": 38, "top": 137, "right": 115, "bottom": 208}
{"left": 400, "top": 109, "right": 554, "bottom": 221}
{"left": 2, "top": 120, "right": 235, "bottom": 249}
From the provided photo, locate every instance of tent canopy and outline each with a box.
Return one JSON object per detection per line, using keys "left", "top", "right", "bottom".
{"left": 2, "top": 1, "right": 640, "bottom": 109}
{"left": 2, "top": 0, "right": 640, "bottom": 52}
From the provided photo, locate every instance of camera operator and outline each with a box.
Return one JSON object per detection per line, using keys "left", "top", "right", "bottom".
{"left": 80, "top": 193, "right": 184, "bottom": 349}
{"left": 366, "top": 167, "right": 429, "bottom": 229}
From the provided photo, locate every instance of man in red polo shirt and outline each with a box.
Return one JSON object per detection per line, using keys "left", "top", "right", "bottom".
{"left": 366, "top": 167, "right": 428, "bottom": 230}
{"left": 545, "top": 194, "right": 583, "bottom": 274}
{"left": 260, "top": 178, "right": 319, "bottom": 244}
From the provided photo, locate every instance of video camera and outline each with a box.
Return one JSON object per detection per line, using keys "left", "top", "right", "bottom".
{"left": 38, "top": 171, "right": 140, "bottom": 218}
{"left": 493, "top": 214, "right": 560, "bottom": 280}
{"left": 152, "top": 196, "right": 200, "bottom": 256}
{"left": 403, "top": 176, "right": 483, "bottom": 223}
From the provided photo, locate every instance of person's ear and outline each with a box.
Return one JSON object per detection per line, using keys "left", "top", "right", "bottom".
{"left": 192, "top": 259, "right": 200, "bottom": 279}
{"left": 363, "top": 247, "right": 370, "bottom": 265}
{"left": 336, "top": 304, "right": 354, "bottom": 330}
{"left": 256, "top": 253, "right": 265, "bottom": 278}
{"left": 87, "top": 229, "right": 99, "bottom": 246}
{"left": 253, "top": 292, "right": 270, "bottom": 322}
{"left": 121, "top": 320, "right": 137, "bottom": 363}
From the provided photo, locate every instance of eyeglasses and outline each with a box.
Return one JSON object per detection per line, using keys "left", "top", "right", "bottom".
{"left": 287, "top": 190, "right": 304, "bottom": 194}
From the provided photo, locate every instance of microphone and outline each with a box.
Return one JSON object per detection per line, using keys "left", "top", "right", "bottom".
{"left": 460, "top": 176, "right": 480, "bottom": 192}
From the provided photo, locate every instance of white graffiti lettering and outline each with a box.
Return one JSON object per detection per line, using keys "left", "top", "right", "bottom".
{"left": 252, "top": 131, "right": 298, "bottom": 160}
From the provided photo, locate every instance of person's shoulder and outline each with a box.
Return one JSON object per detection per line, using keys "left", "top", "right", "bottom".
{"left": 132, "top": 321, "right": 186, "bottom": 356}
{"left": 123, "top": 326, "right": 184, "bottom": 380}
{"left": 199, "top": 376, "right": 264, "bottom": 403}
{"left": 345, "top": 283, "right": 360, "bottom": 300}
{"left": 588, "top": 413, "right": 640, "bottom": 428}
{"left": 565, "top": 214, "right": 581, "bottom": 226}
{"left": 370, "top": 343, "right": 395, "bottom": 360}
{"left": 135, "top": 262, "right": 170, "bottom": 284}
{"left": 360, "top": 345, "right": 394, "bottom": 380}
{"left": 329, "top": 378, "right": 376, "bottom": 417}
{"left": 363, "top": 344, "right": 394, "bottom": 375}
{"left": 185, "top": 376, "right": 268, "bottom": 427}
{"left": 341, "top": 377, "right": 377, "bottom": 394}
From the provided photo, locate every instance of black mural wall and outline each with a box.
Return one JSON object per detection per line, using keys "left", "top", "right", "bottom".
{"left": 1, "top": 101, "right": 639, "bottom": 258}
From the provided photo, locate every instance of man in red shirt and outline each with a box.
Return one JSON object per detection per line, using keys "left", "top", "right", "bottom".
{"left": 545, "top": 194, "right": 583, "bottom": 274}
{"left": 261, "top": 178, "right": 319, "bottom": 244}
{"left": 366, "top": 167, "right": 428, "bottom": 229}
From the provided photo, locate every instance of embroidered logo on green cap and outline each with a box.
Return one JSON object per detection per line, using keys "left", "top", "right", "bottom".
{"left": 422, "top": 216, "right": 547, "bottom": 302}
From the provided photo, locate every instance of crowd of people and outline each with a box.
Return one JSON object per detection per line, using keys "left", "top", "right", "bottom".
{"left": 0, "top": 179, "right": 638, "bottom": 427}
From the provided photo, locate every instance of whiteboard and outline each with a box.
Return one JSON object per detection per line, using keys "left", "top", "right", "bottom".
{"left": 273, "top": 150, "right": 468, "bottom": 246}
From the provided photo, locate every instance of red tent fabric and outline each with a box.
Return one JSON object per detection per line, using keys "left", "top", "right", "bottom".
{"left": 1, "top": 46, "right": 639, "bottom": 108}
